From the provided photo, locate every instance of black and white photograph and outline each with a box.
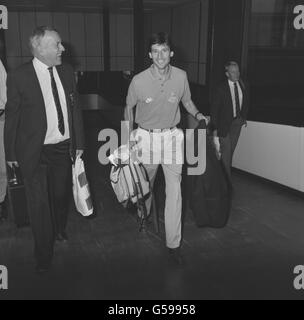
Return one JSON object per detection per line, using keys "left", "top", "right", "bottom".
{"left": 0, "top": 0, "right": 304, "bottom": 302}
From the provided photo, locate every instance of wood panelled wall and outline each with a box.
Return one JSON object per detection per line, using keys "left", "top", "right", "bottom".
{"left": 5, "top": 1, "right": 208, "bottom": 82}
{"left": 5, "top": 11, "right": 133, "bottom": 72}
{"left": 110, "top": 13, "right": 134, "bottom": 71}
{"left": 144, "top": 0, "right": 209, "bottom": 85}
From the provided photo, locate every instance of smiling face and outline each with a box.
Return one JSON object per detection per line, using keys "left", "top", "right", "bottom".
{"left": 149, "top": 43, "right": 174, "bottom": 71}
{"left": 36, "top": 30, "right": 65, "bottom": 67}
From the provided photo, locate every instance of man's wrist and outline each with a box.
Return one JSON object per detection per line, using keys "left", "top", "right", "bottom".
{"left": 194, "top": 112, "right": 207, "bottom": 122}
{"left": 194, "top": 111, "right": 202, "bottom": 120}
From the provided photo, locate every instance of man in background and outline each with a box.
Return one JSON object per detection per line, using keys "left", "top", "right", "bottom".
{"left": 211, "top": 61, "right": 250, "bottom": 184}
{"left": 4, "top": 26, "right": 85, "bottom": 273}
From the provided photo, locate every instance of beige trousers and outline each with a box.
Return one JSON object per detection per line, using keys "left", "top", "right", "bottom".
{"left": 134, "top": 127, "right": 184, "bottom": 249}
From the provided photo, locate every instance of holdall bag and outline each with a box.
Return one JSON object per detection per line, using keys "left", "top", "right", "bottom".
{"left": 109, "top": 145, "right": 151, "bottom": 231}
{"left": 187, "top": 121, "right": 231, "bottom": 228}
{"left": 110, "top": 161, "right": 150, "bottom": 205}
{"left": 72, "top": 155, "right": 93, "bottom": 217}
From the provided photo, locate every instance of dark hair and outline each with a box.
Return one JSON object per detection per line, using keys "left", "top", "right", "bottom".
{"left": 224, "top": 61, "right": 239, "bottom": 72}
{"left": 148, "top": 32, "right": 173, "bottom": 52}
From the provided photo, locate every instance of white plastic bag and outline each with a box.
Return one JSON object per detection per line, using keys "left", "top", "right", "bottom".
{"left": 72, "top": 156, "right": 93, "bottom": 217}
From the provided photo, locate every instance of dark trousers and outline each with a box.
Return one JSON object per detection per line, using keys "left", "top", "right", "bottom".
{"left": 24, "top": 140, "right": 72, "bottom": 267}
{"left": 219, "top": 117, "right": 243, "bottom": 182}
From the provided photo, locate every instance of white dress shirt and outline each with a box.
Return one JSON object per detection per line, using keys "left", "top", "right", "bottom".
{"left": 0, "top": 59, "right": 6, "bottom": 111}
{"left": 33, "top": 57, "right": 70, "bottom": 145}
{"left": 228, "top": 79, "right": 243, "bottom": 118}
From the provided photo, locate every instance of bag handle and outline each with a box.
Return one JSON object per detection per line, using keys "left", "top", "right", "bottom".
{"left": 131, "top": 164, "right": 148, "bottom": 221}
{"left": 110, "top": 166, "right": 121, "bottom": 184}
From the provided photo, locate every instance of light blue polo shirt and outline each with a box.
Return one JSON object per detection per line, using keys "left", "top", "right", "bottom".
{"left": 126, "top": 65, "right": 192, "bottom": 130}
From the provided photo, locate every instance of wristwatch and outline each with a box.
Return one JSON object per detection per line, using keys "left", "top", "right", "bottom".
{"left": 194, "top": 111, "right": 202, "bottom": 120}
{"left": 0, "top": 109, "right": 4, "bottom": 117}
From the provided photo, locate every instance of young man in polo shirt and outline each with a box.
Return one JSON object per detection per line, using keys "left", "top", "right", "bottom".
{"left": 125, "top": 32, "right": 208, "bottom": 264}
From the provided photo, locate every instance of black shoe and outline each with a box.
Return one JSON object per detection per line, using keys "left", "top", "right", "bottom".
{"left": 56, "top": 232, "right": 68, "bottom": 243}
{"left": 61, "top": 231, "right": 68, "bottom": 241}
{"left": 35, "top": 263, "right": 51, "bottom": 275}
{"left": 168, "top": 247, "right": 183, "bottom": 266}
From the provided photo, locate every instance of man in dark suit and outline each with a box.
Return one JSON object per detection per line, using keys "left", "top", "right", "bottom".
{"left": 211, "top": 61, "right": 249, "bottom": 183}
{"left": 4, "top": 26, "right": 85, "bottom": 273}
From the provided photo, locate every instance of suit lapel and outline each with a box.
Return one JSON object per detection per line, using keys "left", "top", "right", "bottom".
{"left": 224, "top": 80, "right": 234, "bottom": 117}
{"left": 239, "top": 79, "right": 247, "bottom": 105}
{"left": 29, "top": 62, "right": 48, "bottom": 129}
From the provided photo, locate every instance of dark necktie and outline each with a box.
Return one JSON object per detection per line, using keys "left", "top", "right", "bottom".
{"left": 48, "top": 67, "right": 65, "bottom": 135}
{"left": 234, "top": 82, "right": 241, "bottom": 118}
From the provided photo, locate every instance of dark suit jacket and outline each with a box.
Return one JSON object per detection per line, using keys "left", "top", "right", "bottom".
{"left": 4, "top": 61, "right": 85, "bottom": 178}
{"left": 211, "top": 79, "right": 250, "bottom": 138}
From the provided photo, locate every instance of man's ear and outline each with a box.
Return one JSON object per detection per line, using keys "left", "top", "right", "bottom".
{"left": 31, "top": 38, "right": 40, "bottom": 53}
{"left": 170, "top": 51, "right": 174, "bottom": 58}
{"left": 149, "top": 52, "right": 152, "bottom": 59}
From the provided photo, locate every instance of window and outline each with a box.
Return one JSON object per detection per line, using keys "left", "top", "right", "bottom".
{"left": 248, "top": 0, "right": 304, "bottom": 126}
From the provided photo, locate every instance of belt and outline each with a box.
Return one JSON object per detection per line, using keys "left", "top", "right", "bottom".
{"left": 139, "top": 126, "right": 176, "bottom": 133}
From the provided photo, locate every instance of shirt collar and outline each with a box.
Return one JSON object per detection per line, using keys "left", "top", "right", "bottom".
{"left": 149, "top": 64, "right": 172, "bottom": 81}
{"left": 33, "top": 57, "right": 52, "bottom": 73}
{"left": 228, "top": 79, "right": 238, "bottom": 87}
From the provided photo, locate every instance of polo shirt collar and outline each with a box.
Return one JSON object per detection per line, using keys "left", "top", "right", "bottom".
{"left": 149, "top": 64, "right": 172, "bottom": 81}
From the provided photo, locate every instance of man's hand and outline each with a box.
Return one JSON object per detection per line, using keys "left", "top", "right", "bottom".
{"left": 128, "top": 141, "right": 137, "bottom": 150}
{"left": 76, "top": 150, "right": 84, "bottom": 158}
{"left": 7, "top": 161, "right": 19, "bottom": 168}
{"left": 128, "top": 129, "right": 138, "bottom": 150}
{"left": 196, "top": 113, "right": 210, "bottom": 125}
{"left": 212, "top": 136, "right": 221, "bottom": 160}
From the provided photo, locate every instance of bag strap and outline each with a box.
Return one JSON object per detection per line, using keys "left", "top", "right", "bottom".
{"left": 121, "top": 166, "right": 132, "bottom": 200}
{"left": 138, "top": 163, "right": 151, "bottom": 192}
{"left": 110, "top": 166, "right": 121, "bottom": 184}
{"left": 132, "top": 164, "right": 148, "bottom": 219}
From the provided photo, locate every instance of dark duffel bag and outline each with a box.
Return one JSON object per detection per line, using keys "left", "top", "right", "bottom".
{"left": 187, "top": 121, "right": 231, "bottom": 228}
